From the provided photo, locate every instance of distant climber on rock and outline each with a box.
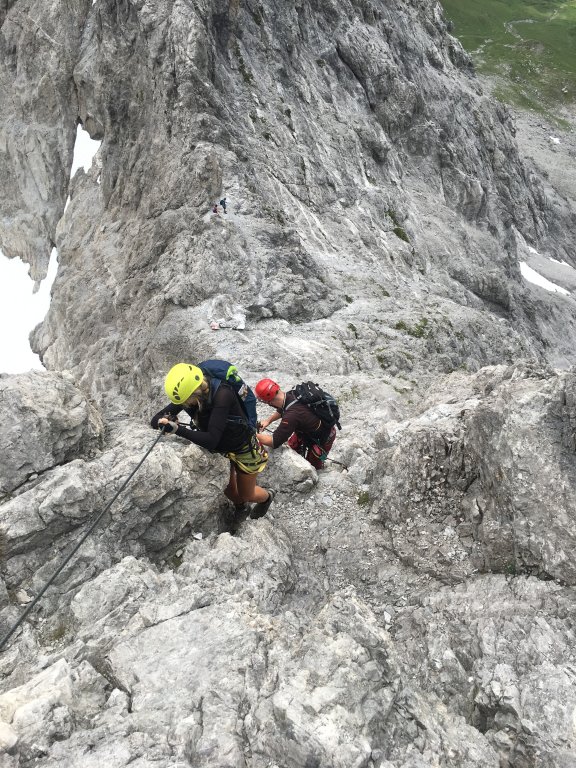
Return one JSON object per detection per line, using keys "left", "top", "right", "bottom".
{"left": 255, "top": 378, "right": 340, "bottom": 470}
{"left": 212, "top": 203, "right": 219, "bottom": 214}
{"left": 151, "top": 362, "right": 275, "bottom": 526}
{"left": 219, "top": 197, "right": 227, "bottom": 213}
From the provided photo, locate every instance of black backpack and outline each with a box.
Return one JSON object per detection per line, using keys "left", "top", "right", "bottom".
{"left": 288, "top": 381, "right": 342, "bottom": 431}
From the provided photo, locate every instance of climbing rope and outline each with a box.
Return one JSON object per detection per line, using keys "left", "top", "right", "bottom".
{"left": 0, "top": 430, "right": 165, "bottom": 653}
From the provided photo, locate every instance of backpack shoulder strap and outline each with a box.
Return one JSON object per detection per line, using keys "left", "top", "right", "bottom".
{"left": 206, "top": 375, "right": 219, "bottom": 404}
{"left": 211, "top": 380, "right": 255, "bottom": 433}
{"left": 282, "top": 391, "right": 300, "bottom": 414}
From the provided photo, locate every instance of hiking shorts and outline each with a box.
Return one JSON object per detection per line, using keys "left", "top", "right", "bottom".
{"left": 225, "top": 437, "right": 269, "bottom": 475}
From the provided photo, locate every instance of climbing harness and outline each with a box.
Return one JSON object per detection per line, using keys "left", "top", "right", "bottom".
{"left": 0, "top": 430, "right": 166, "bottom": 652}
{"left": 225, "top": 436, "right": 269, "bottom": 474}
{"left": 262, "top": 427, "right": 348, "bottom": 470}
{"left": 308, "top": 443, "right": 348, "bottom": 470}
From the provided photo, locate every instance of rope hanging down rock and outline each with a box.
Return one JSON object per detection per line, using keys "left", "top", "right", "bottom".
{"left": 0, "top": 430, "right": 165, "bottom": 653}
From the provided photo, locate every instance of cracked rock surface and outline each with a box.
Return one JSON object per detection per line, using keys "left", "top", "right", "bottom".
{"left": 1, "top": 0, "right": 576, "bottom": 766}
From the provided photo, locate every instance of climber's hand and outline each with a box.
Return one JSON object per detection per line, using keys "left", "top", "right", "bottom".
{"left": 158, "top": 417, "right": 178, "bottom": 434}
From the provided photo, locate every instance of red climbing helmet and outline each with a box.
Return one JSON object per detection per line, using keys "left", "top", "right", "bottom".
{"left": 255, "top": 378, "right": 280, "bottom": 403}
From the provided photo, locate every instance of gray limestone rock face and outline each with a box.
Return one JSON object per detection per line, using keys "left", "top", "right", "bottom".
{"left": 0, "top": 422, "right": 227, "bottom": 602}
{"left": 0, "top": 0, "right": 570, "bottom": 414}
{"left": 393, "top": 575, "right": 576, "bottom": 766}
{"left": 1, "top": 526, "right": 503, "bottom": 768}
{"left": 0, "top": 658, "right": 107, "bottom": 762}
{"left": 246, "top": 588, "right": 499, "bottom": 768}
{"left": 2, "top": 0, "right": 576, "bottom": 766}
{"left": 0, "top": 0, "right": 90, "bottom": 279}
{"left": 262, "top": 444, "right": 318, "bottom": 496}
{"left": 0, "top": 370, "right": 103, "bottom": 495}
{"left": 0, "top": 373, "right": 234, "bottom": 643}
{"left": 371, "top": 364, "right": 576, "bottom": 584}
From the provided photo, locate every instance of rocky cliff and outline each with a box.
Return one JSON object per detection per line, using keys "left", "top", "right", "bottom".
{"left": 1, "top": 1, "right": 576, "bottom": 766}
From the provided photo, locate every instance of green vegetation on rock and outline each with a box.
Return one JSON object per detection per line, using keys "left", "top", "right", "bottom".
{"left": 442, "top": 0, "right": 576, "bottom": 117}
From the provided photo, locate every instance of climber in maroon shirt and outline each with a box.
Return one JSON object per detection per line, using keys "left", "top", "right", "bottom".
{"left": 254, "top": 379, "right": 337, "bottom": 470}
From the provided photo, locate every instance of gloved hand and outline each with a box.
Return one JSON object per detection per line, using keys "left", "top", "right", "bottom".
{"left": 158, "top": 417, "right": 178, "bottom": 434}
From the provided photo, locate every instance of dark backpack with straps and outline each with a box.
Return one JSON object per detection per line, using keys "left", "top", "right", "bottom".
{"left": 289, "top": 381, "right": 341, "bottom": 431}
{"left": 198, "top": 359, "right": 258, "bottom": 431}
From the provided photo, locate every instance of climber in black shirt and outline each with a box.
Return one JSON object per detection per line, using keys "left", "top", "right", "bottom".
{"left": 151, "top": 363, "right": 274, "bottom": 522}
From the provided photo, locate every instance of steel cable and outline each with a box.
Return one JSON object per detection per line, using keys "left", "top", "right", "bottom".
{"left": 0, "top": 430, "right": 165, "bottom": 652}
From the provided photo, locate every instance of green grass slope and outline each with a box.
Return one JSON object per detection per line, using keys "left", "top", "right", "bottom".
{"left": 441, "top": 0, "right": 576, "bottom": 117}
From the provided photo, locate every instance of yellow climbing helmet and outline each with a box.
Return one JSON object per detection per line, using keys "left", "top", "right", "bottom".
{"left": 164, "top": 363, "right": 204, "bottom": 404}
